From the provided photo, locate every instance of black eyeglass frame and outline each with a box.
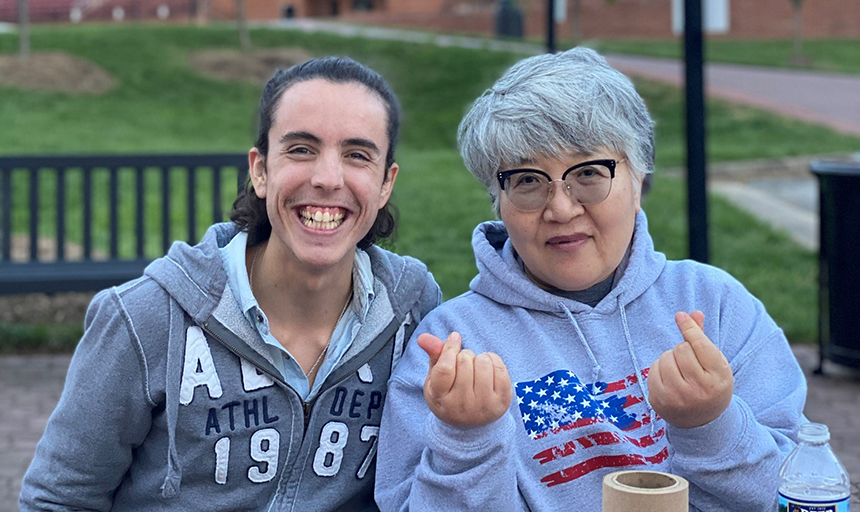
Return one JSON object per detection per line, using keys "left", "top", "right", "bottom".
{"left": 496, "top": 158, "right": 619, "bottom": 192}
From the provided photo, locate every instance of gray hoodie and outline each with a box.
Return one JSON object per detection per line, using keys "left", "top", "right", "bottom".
{"left": 20, "top": 223, "right": 441, "bottom": 512}
{"left": 376, "top": 212, "right": 805, "bottom": 511}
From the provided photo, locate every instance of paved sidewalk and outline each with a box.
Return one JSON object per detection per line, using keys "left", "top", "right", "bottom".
{"left": 792, "top": 346, "right": 860, "bottom": 506}
{"left": 679, "top": 155, "right": 828, "bottom": 251}
{"left": 0, "top": 355, "right": 68, "bottom": 512}
{"left": 2, "top": 347, "right": 858, "bottom": 510}
{"left": 604, "top": 54, "right": 860, "bottom": 138}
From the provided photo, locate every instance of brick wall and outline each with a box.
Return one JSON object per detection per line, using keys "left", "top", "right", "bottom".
{"left": 205, "top": 0, "right": 860, "bottom": 39}
{"left": 521, "top": 0, "right": 673, "bottom": 40}
{"left": 209, "top": 0, "right": 314, "bottom": 20}
{"left": 340, "top": 0, "right": 860, "bottom": 39}
{"left": 343, "top": 4, "right": 496, "bottom": 34}
{"left": 12, "top": 0, "right": 858, "bottom": 37}
{"left": 731, "top": 0, "right": 860, "bottom": 38}
{"left": 384, "top": 0, "right": 452, "bottom": 15}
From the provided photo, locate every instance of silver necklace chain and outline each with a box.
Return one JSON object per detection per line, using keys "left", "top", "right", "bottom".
{"left": 249, "top": 244, "right": 352, "bottom": 378}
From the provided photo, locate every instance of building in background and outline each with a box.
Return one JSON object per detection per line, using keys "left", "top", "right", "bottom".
{"left": 4, "top": 0, "right": 860, "bottom": 39}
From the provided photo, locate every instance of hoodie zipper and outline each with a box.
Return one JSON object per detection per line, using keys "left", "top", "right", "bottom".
{"left": 202, "top": 319, "right": 394, "bottom": 435}
{"left": 201, "top": 322, "right": 314, "bottom": 428}
{"left": 297, "top": 327, "right": 394, "bottom": 429}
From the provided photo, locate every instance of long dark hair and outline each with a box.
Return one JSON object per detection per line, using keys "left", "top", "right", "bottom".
{"left": 230, "top": 57, "right": 400, "bottom": 249}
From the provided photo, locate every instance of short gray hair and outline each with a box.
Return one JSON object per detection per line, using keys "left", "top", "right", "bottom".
{"left": 457, "top": 47, "right": 655, "bottom": 213}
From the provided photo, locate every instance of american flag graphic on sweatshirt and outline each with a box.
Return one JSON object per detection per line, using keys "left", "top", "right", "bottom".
{"left": 514, "top": 368, "right": 669, "bottom": 487}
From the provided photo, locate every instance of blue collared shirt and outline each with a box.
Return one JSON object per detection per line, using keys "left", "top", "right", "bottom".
{"left": 220, "top": 231, "right": 375, "bottom": 401}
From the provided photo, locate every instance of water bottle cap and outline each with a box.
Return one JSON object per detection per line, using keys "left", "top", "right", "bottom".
{"left": 798, "top": 422, "right": 830, "bottom": 443}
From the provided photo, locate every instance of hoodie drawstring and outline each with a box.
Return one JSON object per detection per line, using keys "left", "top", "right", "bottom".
{"left": 560, "top": 299, "right": 658, "bottom": 437}
{"left": 559, "top": 302, "right": 601, "bottom": 384}
{"left": 618, "top": 298, "right": 656, "bottom": 436}
{"left": 161, "top": 299, "right": 183, "bottom": 498}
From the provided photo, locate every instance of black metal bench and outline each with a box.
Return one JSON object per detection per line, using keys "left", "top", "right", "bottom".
{"left": 0, "top": 154, "right": 248, "bottom": 295}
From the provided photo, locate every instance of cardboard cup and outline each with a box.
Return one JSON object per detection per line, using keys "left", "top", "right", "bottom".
{"left": 602, "top": 470, "right": 689, "bottom": 512}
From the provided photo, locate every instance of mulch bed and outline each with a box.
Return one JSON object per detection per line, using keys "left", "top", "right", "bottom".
{"left": 0, "top": 51, "right": 116, "bottom": 94}
{"left": 188, "top": 47, "right": 314, "bottom": 84}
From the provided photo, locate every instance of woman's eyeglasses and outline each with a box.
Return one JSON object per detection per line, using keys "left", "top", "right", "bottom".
{"left": 497, "top": 159, "right": 623, "bottom": 212}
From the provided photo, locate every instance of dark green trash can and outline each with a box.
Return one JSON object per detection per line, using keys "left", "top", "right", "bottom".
{"left": 811, "top": 159, "right": 860, "bottom": 371}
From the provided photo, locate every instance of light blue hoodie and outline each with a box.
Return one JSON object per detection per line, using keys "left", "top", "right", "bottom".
{"left": 20, "top": 223, "right": 441, "bottom": 512}
{"left": 376, "top": 212, "right": 806, "bottom": 511}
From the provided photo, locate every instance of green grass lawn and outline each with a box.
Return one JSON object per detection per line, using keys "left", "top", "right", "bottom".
{"left": 583, "top": 38, "right": 860, "bottom": 75}
{"left": 2, "top": 24, "right": 856, "bottom": 349}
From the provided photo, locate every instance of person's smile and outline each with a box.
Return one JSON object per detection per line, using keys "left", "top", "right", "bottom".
{"left": 295, "top": 205, "right": 349, "bottom": 231}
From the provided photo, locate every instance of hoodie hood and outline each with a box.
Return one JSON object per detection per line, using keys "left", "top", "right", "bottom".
{"left": 143, "top": 222, "right": 235, "bottom": 324}
{"left": 469, "top": 210, "right": 666, "bottom": 314}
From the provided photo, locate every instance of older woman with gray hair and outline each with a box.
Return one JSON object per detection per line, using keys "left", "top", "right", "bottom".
{"left": 375, "top": 47, "right": 806, "bottom": 511}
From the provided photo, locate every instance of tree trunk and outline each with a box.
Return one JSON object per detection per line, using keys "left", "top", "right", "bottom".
{"left": 571, "top": 0, "right": 582, "bottom": 41}
{"left": 196, "top": 0, "right": 210, "bottom": 26}
{"left": 791, "top": 0, "right": 803, "bottom": 60}
{"left": 237, "top": 0, "right": 251, "bottom": 52}
{"left": 18, "top": 0, "right": 30, "bottom": 59}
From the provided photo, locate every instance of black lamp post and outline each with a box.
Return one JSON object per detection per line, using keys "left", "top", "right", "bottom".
{"left": 547, "top": 0, "right": 556, "bottom": 54}
{"left": 684, "top": 0, "right": 709, "bottom": 263}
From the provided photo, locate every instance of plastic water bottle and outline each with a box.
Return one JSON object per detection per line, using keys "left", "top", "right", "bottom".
{"left": 779, "top": 422, "right": 851, "bottom": 511}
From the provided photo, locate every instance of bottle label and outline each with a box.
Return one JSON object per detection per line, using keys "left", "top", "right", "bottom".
{"left": 779, "top": 492, "right": 850, "bottom": 512}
